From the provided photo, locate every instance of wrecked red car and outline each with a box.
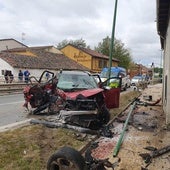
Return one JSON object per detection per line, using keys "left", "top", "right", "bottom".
{"left": 23, "top": 70, "right": 121, "bottom": 129}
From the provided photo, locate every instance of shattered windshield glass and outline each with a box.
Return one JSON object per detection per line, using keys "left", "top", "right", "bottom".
{"left": 57, "top": 71, "right": 98, "bottom": 91}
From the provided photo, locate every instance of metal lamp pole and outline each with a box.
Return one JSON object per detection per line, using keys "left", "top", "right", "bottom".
{"left": 108, "top": 0, "right": 118, "bottom": 79}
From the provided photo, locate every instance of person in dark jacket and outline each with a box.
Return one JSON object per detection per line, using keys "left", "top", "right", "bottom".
{"left": 18, "top": 70, "right": 23, "bottom": 82}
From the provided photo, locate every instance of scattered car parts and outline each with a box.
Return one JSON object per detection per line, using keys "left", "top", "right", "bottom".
{"left": 139, "top": 145, "right": 170, "bottom": 168}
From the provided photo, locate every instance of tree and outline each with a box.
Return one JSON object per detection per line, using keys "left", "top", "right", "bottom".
{"left": 95, "top": 36, "right": 133, "bottom": 69}
{"left": 154, "top": 67, "right": 163, "bottom": 77}
{"left": 57, "top": 38, "right": 90, "bottom": 49}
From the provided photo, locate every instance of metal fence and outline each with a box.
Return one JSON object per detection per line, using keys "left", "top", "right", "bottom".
{"left": 0, "top": 76, "right": 41, "bottom": 84}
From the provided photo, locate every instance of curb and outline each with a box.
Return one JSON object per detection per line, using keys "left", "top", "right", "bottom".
{"left": 0, "top": 119, "right": 32, "bottom": 133}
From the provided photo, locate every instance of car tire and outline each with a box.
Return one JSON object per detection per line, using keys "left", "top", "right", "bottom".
{"left": 47, "top": 146, "right": 87, "bottom": 170}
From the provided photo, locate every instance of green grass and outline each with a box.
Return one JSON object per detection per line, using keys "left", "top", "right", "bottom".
{"left": 0, "top": 125, "right": 89, "bottom": 170}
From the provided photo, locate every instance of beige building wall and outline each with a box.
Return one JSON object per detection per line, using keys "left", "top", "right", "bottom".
{"left": 61, "top": 45, "right": 92, "bottom": 70}
{"left": 0, "top": 39, "right": 26, "bottom": 51}
{"left": 163, "top": 16, "right": 170, "bottom": 124}
{"left": 45, "top": 46, "right": 63, "bottom": 54}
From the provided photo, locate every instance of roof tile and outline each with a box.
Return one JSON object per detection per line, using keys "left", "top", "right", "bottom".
{"left": 0, "top": 49, "right": 89, "bottom": 71}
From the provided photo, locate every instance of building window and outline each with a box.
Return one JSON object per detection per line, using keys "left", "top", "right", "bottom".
{"left": 98, "top": 60, "right": 102, "bottom": 68}
{"left": 98, "top": 60, "right": 107, "bottom": 68}
{"left": 103, "top": 60, "right": 107, "bottom": 67}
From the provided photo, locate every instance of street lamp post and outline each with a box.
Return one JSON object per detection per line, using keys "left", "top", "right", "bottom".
{"left": 151, "top": 62, "right": 154, "bottom": 85}
{"left": 108, "top": 0, "right": 118, "bottom": 80}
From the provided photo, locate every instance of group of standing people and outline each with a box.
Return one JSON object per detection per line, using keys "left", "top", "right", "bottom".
{"left": 18, "top": 70, "right": 30, "bottom": 83}
{"left": 4, "top": 69, "right": 30, "bottom": 83}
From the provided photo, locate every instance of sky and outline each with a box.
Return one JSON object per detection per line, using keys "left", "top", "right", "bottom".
{"left": 0, "top": 0, "right": 162, "bottom": 68}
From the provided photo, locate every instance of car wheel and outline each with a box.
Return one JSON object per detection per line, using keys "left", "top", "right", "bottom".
{"left": 100, "top": 105, "right": 110, "bottom": 124}
{"left": 47, "top": 146, "right": 87, "bottom": 170}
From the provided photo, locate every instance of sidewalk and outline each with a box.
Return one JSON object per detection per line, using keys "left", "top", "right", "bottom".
{"left": 91, "top": 83, "right": 170, "bottom": 170}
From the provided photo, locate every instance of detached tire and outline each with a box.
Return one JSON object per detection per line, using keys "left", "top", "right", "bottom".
{"left": 47, "top": 146, "right": 87, "bottom": 170}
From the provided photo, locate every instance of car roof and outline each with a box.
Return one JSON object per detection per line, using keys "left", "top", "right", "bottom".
{"left": 102, "top": 67, "right": 126, "bottom": 73}
{"left": 57, "top": 70, "right": 91, "bottom": 76}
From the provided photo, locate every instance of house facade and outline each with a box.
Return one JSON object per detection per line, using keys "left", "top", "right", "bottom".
{"left": 129, "top": 63, "right": 150, "bottom": 79}
{"left": 157, "top": 0, "right": 170, "bottom": 124}
{"left": 61, "top": 44, "right": 119, "bottom": 73}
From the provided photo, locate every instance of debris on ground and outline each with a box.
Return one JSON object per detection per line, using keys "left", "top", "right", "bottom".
{"left": 84, "top": 84, "right": 170, "bottom": 170}
{"left": 139, "top": 145, "right": 170, "bottom": 164}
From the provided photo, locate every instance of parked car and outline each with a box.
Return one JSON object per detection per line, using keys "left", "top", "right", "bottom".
{"left": 23, "top": 70, "right": 122, "bottom": 129}
{"left": 131, "top": 75, "right": 145, "bottom": 86}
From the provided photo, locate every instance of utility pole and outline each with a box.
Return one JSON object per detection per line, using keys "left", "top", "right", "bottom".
{"left": 160, "top": 49, "right": 163, "bottom": 77}
{"left": 108, "top": 0, "right": 118, "bottom": 79}
{"left": 151, "top": 62, "right": 154, "bottom": 85}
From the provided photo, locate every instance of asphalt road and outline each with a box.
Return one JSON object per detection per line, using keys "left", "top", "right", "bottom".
{"left": 0, "top": 93, "right": 27, "bottom": 127}
{"left": 0, "top": 87, "right": 134, "bottom": 128}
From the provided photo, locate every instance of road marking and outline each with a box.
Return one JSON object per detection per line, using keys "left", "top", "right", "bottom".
{"left": 0, "top": 101, "right": 24, "bottom": 106}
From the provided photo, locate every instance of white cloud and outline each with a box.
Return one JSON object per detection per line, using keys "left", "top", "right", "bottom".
{"left": 0, "top": 0, "right": 161, "bottom": 67}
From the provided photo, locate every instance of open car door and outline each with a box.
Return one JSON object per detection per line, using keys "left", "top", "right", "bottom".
{"left": 99, "top": 77, "right": 122, "bottom": 109}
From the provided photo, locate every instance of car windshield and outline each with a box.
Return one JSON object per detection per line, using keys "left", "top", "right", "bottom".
{"left": 57, "top": 71, "right": 98, "bottom": 91}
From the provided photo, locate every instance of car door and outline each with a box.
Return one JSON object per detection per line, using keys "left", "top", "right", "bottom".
{"left": 99, "top": 77, "right": 121, "bottom": 109}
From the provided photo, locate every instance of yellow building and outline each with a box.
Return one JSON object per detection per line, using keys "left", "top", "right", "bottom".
{"left": 61, "top": 44, "right": 119, "bottom": 73}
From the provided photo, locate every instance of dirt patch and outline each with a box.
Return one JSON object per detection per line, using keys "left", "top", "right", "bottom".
{"left": 90, "top": 84, "right": 170, "bottom": 170}
{"left": 110, "top": 105, "right": 170, "bottom": 170}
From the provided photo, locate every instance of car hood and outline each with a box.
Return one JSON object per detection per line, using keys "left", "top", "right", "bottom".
{"left": 64, "top": 88, "right": 104, "bottom": 99}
